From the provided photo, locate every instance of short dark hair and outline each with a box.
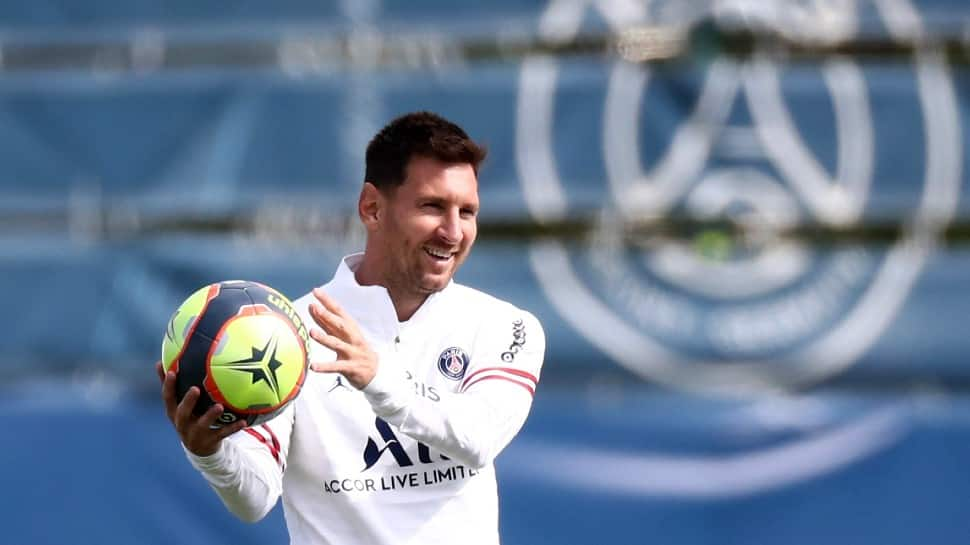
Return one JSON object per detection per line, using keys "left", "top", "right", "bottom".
{"left": 364, "top": 111, "right": 487, "bottom": 191}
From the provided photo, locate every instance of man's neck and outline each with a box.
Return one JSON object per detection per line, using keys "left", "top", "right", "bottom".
{"left": 353, "top": 254, "right": 426, "bottom": 322}
{"left": 384, "top": 287, "right": 427, "bottom": 322}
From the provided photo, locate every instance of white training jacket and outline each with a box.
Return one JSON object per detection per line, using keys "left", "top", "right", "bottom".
{"left": 184, "top": 254, "right": 545, "bottom": 545}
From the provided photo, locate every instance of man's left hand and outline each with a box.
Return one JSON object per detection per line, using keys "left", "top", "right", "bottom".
{"left": 307, "top": 287, "right": 379, "bottom": 389}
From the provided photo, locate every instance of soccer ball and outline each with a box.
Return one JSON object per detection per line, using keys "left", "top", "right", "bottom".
{"left": 161, "top": 280, "right": 310, "bottom": 427}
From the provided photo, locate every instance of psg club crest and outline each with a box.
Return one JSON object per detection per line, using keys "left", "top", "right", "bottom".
{"left": 437, "top": 347, "right": 469, "bottom": 380}
{"left": 506, "top": 0, "right": 959, "bottom": 501}
{"left": 516, "top": 0, "right": 960, "bottom": 395}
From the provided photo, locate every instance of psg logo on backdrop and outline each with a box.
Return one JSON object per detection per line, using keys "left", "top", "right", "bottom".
{"left": 437, "top": 347, "right": 469, "bottom": 380}
{"left": 516, "top": 0, "right": 961, "bottom": 395}
{"left": 506, "top": 0, "right": 958, "bottom": 501}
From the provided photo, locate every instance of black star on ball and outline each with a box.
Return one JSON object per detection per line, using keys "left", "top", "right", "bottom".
{"left": 224, "top": 335, "right": 284, "bottom": 400}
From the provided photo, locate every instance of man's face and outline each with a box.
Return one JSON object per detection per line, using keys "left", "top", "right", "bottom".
{"left": 373, "top": 155, "right": 479, "bottom": 299}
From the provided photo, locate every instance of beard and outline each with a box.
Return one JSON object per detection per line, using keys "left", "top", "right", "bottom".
{"left": 381, "top": 241, "right": 455, "bottom": 300}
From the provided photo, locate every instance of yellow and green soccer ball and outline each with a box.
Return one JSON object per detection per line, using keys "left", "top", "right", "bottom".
{"left": 162, "top": 280, "right": 310, "bottom": 427}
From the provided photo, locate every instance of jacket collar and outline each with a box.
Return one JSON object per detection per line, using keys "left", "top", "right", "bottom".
{"left": 326, "top": 253, "right": 453, "bottom": 342}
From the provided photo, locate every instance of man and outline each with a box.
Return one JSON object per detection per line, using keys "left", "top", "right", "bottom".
{"left": 158, "top": 111, "right": 545, "bottom": 544}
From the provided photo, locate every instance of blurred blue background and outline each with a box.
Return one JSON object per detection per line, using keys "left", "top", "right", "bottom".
{"left": 2, "top": 1, "right": 969, "bottom": 544}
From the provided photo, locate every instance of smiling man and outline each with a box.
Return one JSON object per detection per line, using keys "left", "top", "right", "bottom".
{"left": 355, "top": 144, "right": 481, "bottom": 322}
{"left": 160, "top": 111, "right": 546, "bottom": 545}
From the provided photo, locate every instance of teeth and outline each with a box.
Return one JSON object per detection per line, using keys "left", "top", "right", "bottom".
{"left": 425, "top": 247, "right": 451, "bottom": 259}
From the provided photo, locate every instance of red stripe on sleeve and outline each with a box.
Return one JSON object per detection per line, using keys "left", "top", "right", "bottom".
{"left": 461, "top": 367, "right": 538, "bottom": 391}
{"left": 261, "top": 424, "right": 281, "bottom": 453}
{"left": 462, "top": 375, "right": 535, "bottom": 397}
{"left": 244, "top": 428, "right": 281, "bottom": 465}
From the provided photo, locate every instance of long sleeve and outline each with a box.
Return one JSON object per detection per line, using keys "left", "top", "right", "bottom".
{"left": 363, "top": 311, "right": 544, "bottom": 469}
{"left": 182, "top": 404, "right": 295, "bottom": 522}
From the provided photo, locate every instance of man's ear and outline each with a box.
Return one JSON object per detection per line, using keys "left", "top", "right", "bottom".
{"left": 358, "top": 182, "right": 383, "bottom": 228}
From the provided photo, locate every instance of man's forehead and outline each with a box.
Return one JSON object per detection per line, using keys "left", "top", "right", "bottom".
{"left": 404, "top": 156, "right": 476, "bottom": 178}
{"left": 401, "top": 161, "right": 478, "bottom": 196}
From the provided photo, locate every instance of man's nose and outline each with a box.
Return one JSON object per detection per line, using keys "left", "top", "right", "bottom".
{"left": 437, "top": 209, "right": 462, "bottom": 244}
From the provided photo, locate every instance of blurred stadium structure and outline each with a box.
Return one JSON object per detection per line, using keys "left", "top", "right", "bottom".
{"left": 2, "top": 0, "right": 970, "bottom": 543}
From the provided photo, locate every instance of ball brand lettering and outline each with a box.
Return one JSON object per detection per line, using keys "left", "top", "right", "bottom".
{"left": 267, "top": 292, "right": 310, "bottom": 347}
{"left": 501, "top": 319, "right": 527, "bottom": 362}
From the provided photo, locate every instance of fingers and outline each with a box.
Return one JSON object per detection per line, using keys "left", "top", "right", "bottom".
{"left": 309, "top": 360, "right": 343, "bottom": 374}
{"left": 174, "top": 386, "right": 201, "bottom": 432}
{"left": 307, "top": 288, "right": 377, "bottom": 390}
{"left": 198, "top": 401, "right": 226, "bottom": 430}
{"left": 309, "top": 361, "right": 374, "bottom": 390}
{"left": 310, "top": 290, "right": 361, "bottom": 342}
{"left": 173, "top": 389, "right": 247, "bottom": 454}
{"left": 309, "top": 326, "right": 352, "bottom": 355}
{"left": 309, "top": 302, "right": 348, "bottom": 338}
{"left": 312, "top": 287, "right": 348, "bottom": 318}
{"left": 216, "top": 419, "right": 248, "bottom": 440}
{"left": 158, "top": 363, "right": 246, "bottom": 455}
{"left": 214, "top": 420, "right": 246, "bottom": 443}
{"left": 196, "top": 400, "right": 248, "bottom": 435}
{"left": 161, "top": 369, "right": 178, "bottom": 422}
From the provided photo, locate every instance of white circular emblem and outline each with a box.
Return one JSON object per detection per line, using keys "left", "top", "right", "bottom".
{"left": 517, "top": 0, "right": 961, "bottom": 396}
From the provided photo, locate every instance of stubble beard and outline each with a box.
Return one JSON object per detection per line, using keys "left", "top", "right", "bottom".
{"left": 381, "top": 233, "right": 468, "bottom": 307}
{"left": 382, "top": 248, "right": 444, "bottom": 307}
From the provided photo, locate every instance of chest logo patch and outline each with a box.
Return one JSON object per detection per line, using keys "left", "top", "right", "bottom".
{"left": 437, "top": 347, "right": 469, "bottom": 380}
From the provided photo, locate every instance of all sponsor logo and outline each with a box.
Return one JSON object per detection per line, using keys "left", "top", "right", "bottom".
{"left": 321, "top": 418, "right": 478, "bottom": 495}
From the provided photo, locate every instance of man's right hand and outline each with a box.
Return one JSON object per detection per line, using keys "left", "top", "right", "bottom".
{"left": 156, "top": 361, "right": 247, "bottom": 457}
